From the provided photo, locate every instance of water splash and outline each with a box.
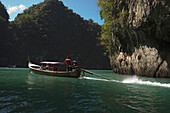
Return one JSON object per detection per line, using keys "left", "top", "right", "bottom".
{"left": 82, "top": 76, "right": 170, "bottom": 88}
{"left": 122, "top": 76, "right": 170, "bottom": 88}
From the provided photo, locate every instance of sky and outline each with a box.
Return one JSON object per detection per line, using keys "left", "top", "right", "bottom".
{"left": 0, "top": 0, "right": 104, "bottom": 25}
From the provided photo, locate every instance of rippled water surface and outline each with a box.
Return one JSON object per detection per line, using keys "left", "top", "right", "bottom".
{"left": 0, "top": 68, "right": 170, "bottom": 113}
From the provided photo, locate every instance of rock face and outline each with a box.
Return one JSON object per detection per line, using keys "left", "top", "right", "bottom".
{"left": 110, "top": 0, "right": 170, "bottom": 77}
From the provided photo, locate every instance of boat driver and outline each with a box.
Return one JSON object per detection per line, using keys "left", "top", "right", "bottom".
{"left": 64, "top": 56, "right": 72, "bottom": 71}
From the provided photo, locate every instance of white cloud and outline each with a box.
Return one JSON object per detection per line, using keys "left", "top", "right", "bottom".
{"left": 7, "top": 4, "right": 26, "bottom": 14}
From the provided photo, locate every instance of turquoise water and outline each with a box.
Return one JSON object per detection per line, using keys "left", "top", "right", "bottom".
{"left": 0, "top": 68, "right": 170, "bottom": 113}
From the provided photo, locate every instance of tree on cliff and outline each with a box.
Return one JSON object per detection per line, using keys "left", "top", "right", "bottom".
{"left": 97, "top": 0, "right": 170, "bottom": 77}
{"left": 97, "top": 0, "right": 129, "bottom": 55}
{"left": 0, "top": 1, "right": 12, "bottom": 65}
{"left": 10, "top": 0, "right": 110, "bottom": 68}
{"left": 97, "top": 0, "right": 114, "bottom": 55}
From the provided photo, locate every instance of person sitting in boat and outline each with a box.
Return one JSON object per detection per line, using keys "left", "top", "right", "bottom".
{"left": 72, "top": 60, "right": 79, "bottom": 70}
{"left": 46, "top": 64, "right": 50, "bottom": 70}
{"left": 40, "top": 65, "right": 46, "bottom": 70}
{"left": 64, "top": 56, "right": 72, "bottom": 71}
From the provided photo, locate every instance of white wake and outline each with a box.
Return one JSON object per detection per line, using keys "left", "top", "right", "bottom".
{"left": 82, "top": 76, "right": 170, "bottom": 88}
{"left": 83, "top": 77, "right": 109, "bottom": 82}
{"left": 122, "top": 76, "right": 170, "bottom": 88}
{"left": 83, "top": 76, "right": 120, "bottom": 82}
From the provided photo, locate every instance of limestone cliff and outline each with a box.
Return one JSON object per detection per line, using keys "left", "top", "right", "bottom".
{"left": 110, "top": 0, "right": 170, "bottom": 77}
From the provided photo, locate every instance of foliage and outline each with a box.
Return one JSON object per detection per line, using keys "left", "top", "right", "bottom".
{"left": 0, "top": 1, "right": 12, "bottom": 66}
{"left": 0, "top": 1, "right": 9, "bottom": 34}
{"left": 97, "top": 0, "right": 114, "bottom": 20}
{"left": 97, "top": 0, "right": 114, "bottom": 55}
{"left": 8, "top": 0, "right": 110, "bottom": 68}
{"left": 0, "top": 2, "right": 9, "bottom": 20}
{"left": 97, "top": 0, "right": 129, "bottom": 55}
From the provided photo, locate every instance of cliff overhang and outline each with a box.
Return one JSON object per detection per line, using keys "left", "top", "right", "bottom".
{"left": 110, "top": 0, "right": 170, "bottom": 78}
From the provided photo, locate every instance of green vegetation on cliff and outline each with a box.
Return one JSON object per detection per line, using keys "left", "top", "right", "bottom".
{"left": 0, "top": 2, "right": 12, "bottom": 65}
{"left": 97, "top": 0, "right": 128, "bottom": 56}
{"left": 0, "top": 0, "right": 110, "bottom": 68}
{"left": 97, "top": 0, "right": 113, "bottom": 55}
{"left": 97, "top": 0, "right": 170, "bottom": 77}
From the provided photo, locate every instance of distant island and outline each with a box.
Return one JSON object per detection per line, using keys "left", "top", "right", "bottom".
{"left": 0, "top": 0, "right": 110, "bottom": 69}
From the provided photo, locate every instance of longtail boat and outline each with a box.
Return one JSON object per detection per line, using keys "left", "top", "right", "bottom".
{"left": 28, "top": 61, "right": 81, "bottom": 78}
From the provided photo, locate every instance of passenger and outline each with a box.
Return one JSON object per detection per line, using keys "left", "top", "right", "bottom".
{"left": 49, "top": 65, "right": 54, "bottom": 71}
{"left": 46, "top": 64, "right": 49, "bottom": 70}
{"left": 64, "top": 56, "right": 72, "bottom": 71}
{"left": 54, "top": 65, "right": 57, "bottom": 71}
{"left": 72, "top": 60, "right": 79, "bottom": 70}
{"left": 40, "top": 65, "right": 45, "bottom": 70}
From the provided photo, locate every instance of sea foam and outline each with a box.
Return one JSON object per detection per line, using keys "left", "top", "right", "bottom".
{"left": 122, "top": 76, "right": 170, "bottom": 88}
{"left": 82, "top": 76, "right": 170, "bottom": 88}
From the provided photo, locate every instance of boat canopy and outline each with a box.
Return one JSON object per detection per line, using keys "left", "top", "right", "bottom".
{"left": 40, "top": 61, "right": 64, "bottom": 65}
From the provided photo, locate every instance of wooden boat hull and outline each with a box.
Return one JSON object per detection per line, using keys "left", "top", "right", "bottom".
{"left": 28, "top": 62, "right": 81, "bottom": 78}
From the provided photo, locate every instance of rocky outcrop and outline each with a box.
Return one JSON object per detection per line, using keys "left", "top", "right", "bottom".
{"left": 110, "top": 0, "right": 170, "bottom": 77}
